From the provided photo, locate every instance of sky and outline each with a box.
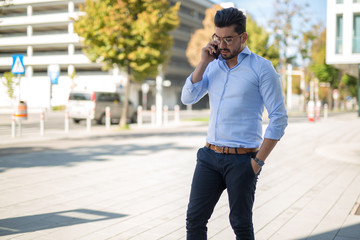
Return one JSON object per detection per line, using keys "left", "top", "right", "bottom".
{"left": 210, "top": 0, "right": 327, "bottom": 29}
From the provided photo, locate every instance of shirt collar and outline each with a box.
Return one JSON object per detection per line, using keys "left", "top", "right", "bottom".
{"left": 219, "top": 46, "right": 251, "bottom": 62}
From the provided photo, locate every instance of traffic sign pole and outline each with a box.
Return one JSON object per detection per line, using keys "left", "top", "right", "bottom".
{"left": 11, "top": 54, "right": 25, "bottom": 102}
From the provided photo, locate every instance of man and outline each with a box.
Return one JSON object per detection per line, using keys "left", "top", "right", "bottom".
{"left": 181, "top": 7, "right": 288, "bottom": 240}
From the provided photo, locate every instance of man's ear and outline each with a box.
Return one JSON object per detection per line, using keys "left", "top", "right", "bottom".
{"left": 242, "top": 32, "right": 248, "bottom": 44}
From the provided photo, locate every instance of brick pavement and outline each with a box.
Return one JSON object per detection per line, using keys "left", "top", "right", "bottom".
{"left": 0, "top": 112, "right": 359, "bottom": 239}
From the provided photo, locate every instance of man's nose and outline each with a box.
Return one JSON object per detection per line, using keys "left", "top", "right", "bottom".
{"left": 219, "top": 40, "right": 227, "bottom": 49}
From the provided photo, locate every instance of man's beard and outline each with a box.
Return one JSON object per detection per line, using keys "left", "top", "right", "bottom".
{"left": 220, "top": 46, "right": 242, "bottom": 60}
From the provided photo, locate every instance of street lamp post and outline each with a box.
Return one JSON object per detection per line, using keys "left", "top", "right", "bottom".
{"left": 156, "top": 65, "right": 163, "bottom": 126}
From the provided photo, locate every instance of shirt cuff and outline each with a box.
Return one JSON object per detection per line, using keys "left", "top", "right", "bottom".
{"left": 184, "top": 74, "right": 203, "bottom": 93}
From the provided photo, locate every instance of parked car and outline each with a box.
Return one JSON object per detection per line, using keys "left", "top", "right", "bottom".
{"left": 67, "top": 91, "right": 137, "bottom": 124}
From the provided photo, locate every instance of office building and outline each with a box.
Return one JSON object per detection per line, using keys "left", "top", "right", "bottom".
{"left": 326, "top": 0, "right": 360, "bottom": 86}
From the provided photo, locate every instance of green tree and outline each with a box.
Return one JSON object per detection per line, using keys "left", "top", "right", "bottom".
{"left": 186, "top": 5, "right": 279, "bottom": 68}
{"left": 74, "top": 0, "right": 180, "bottom": 127}
{"left": 269, "top": 0, "right": 310, "bottom": 68}
{"left": 1, "top": 72, "right": 17, "bottom": 104}
{"left": 246, "top": 14, "right": 279, "bottom": 68}
{"left": 310, "top": 29, "right": 339, "bottom": 88}
{"left": 340, "top": 73, "right": 358, "bottom": 98}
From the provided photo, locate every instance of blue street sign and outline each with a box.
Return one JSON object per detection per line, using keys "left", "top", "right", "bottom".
{"left": 48, "top": 64, "right": 60, "bottom": 85}
{"left": 11, "top": 54, "right": 25, "bottom": 74}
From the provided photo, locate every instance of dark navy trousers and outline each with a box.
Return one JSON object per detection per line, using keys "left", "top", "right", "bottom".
{"left": 186, "top": 147, "right": 259, "bottom": 240}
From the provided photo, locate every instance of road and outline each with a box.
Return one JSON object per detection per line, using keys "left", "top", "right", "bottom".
{"left": 0, "top": 109, "right": 215, "bottom": 140}
{"left": 0, "top": 112, "right": 359, "bottom": 239}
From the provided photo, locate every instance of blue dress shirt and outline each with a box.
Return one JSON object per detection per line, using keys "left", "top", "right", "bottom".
{"left": 181, "top": 46, "right": 288, "bottom": 148}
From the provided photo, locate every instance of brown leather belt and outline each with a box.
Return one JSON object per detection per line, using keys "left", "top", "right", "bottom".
{"left": 205, "top": 142, "right": 258, "bottom": 154}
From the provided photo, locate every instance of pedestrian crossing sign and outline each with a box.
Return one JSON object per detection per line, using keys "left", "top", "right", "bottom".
{"left": 11, "top": 54, "right": 25, "bottom": 74}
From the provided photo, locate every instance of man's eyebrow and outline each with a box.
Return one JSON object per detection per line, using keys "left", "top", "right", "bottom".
{"left": 214, "top": 34, "right": 235, "bottom": 38}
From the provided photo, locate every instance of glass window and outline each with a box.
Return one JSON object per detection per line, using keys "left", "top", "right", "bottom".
{"left": 336, "top": 0, "right": 343, "bottom": 3}
{"left": 354, "top": 0, "right": 360, "bottom": 3}
{"left": 336, "top": 15, "right": 343, "bottom": 54}
{"left": 353, "top": 14, "right": 360, "bottom": 53}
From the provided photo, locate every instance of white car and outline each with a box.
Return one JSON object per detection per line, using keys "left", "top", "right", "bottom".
{"left": 67, "top": 91, "right": 137, "bottom": 124}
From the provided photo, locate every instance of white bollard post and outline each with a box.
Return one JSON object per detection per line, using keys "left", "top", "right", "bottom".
{"left": 316, "top": 100, "right": 321, "bottom": 121}
{"left": 86, "top": 110, "right": 91, "bottom": 132}
{"left": 137, "top": 106, "right": 143, "bottom": 127}
{"left": 64, "top": 109, "right": 69, "bottom": 133}
{"left": 105, "top": 106, "right": 111, "bottom": 130}
{"left": 40, "top": 110, "right": 45, "bottom": 136}
{"left": 324, "top": 103, "right": 328, "bottom": 120}
{"left": 11, "top": 113, "right": 16, "bottom": 138}
{"left": 151, "top": 105, "right": 156, "bottom": 126}
{"left": 17, "top": 119, "right": 22, "bottom": 137}
{"left": 307, "top": 100, "right": 315, "bottom": 122}
{"left": 163, "top": 105, "right": 168, "bottom": 125}
{"left": 174, "top": 104, "right": 180, "bottom": 124}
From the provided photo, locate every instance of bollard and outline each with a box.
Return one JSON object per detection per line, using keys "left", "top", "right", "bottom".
{"left": 105, "top": 106, "right": 111, "bottom": 130}
{"left": 316, "top": 100, "right": 321, "bottom": 121}
{"left": 151, "top": 105, "right": 156, "bottom": 126}
{"left": 65, "top": 109, "right": 69, "bottom": 133}
{"left": 11, "top": 113, "right": 16, "bottom": 138}
{"left": 174, "top": 104, "right": 180, "bottom": 124}
{"left": 137, "top": 106, "right": 143, "bottom": 127}
{"left": 40, "top": 110, "right": 45, "bottom": 136}
{"left": 17, "top": 119, "right": 22, "bottom": 137}
{"left": 86, "top": 110, "right": 91, "bottom": 131}
{"left": 163, "top": 105, "right": 168, "bottom": 125}
{"left": 307, "top": 101, "right": 315, "bottom": 122}
{"left": 324, "top": 103, "right": 328, "bottom": 120}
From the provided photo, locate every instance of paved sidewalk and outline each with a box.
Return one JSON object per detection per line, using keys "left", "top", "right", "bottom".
{"left": 0, "top": 112, "right": 359, "bottom": 239}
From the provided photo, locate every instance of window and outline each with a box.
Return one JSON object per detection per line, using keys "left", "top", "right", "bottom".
{"left": 336, "top": 0, "right": 343, "bottom": 3}
{"left": 354, "top": 0, "right": 360, "bottom": 3}
{"left": 336, "top": 15, "right": 343, "bottom": 54}
{"left": 353, "top": 14, "right": 360, "bottom": 53}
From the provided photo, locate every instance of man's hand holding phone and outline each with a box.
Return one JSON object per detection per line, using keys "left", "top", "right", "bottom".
{"left": 211, "top": 44, "right": 220, "bottom": 59}
{"left": 192, "top": 42, "right": 220, "bottom": 84}
{"left": 201, "top": 42, "right": 220, "bottom": 64}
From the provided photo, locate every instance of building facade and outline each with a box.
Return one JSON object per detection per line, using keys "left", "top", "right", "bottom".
{"left": 326, "top": 0, "right": 360, "bottom": 113}
{"left": 0, "top": 0, "right": 212, "bottom": 110}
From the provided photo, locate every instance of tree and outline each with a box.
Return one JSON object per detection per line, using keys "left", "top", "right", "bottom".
{"left": 310, "top": 29, "right": 339, "bottom": 88}
{"left": 269, "top": 0, "right": 311, "bottom": 68}
{"left": 186, "top": 4, "right": 222, "bottom": 67}
{"left": 186, "top": 4, "right": 279, "bottom": 68}
{"left": 74, "top": 0, "right": 180, "bottom": 127}
{"left": 310, "top": 28, "right": 340, "bottom": 108}
{"left": 340, "top": 73, "right": 358, "bottom": 99}
{"left": 246, "top": 14, "right": 279, "bottom": 68}
{"left": 1, "top": 72, "right": 17, "bottom": 104}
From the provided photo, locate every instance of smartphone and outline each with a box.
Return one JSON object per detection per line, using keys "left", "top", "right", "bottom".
{"left": 212, "top": 45, "right": 220, "bottom": 59}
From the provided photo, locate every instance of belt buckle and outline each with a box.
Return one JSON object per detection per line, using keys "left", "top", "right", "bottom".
{"left": 214, "top": 146, "right": 223, "bottom": 154}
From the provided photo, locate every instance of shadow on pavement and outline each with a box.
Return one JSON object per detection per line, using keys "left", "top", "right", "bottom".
{"left": 0, "top": 208, "right": 127, "bottom": 236}
{"left": 298, "top": 223, "right": 360, "bottom": 240}
{"left": 0, "top": 142, "right": 193, "bottom": 172}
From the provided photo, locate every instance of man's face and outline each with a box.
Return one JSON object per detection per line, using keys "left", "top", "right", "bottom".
{"left": 213, "top": 25, "right": 247, "bottom": 60}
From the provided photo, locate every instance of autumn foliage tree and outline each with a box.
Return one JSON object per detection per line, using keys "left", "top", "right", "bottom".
{"left": 74, "top": 0, "right": 180, "bottom": 127}
{"left": 186, "top": 4, "right": 279, "bottom": 68}
{"left": 186, "top": 4, "right": 222, "bottom": 67}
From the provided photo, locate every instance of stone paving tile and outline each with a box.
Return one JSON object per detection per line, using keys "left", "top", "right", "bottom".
{"left": 0, "top": 113, "right": 360, "bottom": 239}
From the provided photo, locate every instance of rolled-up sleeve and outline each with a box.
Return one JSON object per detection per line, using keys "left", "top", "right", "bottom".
{"left": 181, "top": 73, "right": 209, "bottom": 105}
{"left": 259, "top": 61, "right": 288, "bottom": 140}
